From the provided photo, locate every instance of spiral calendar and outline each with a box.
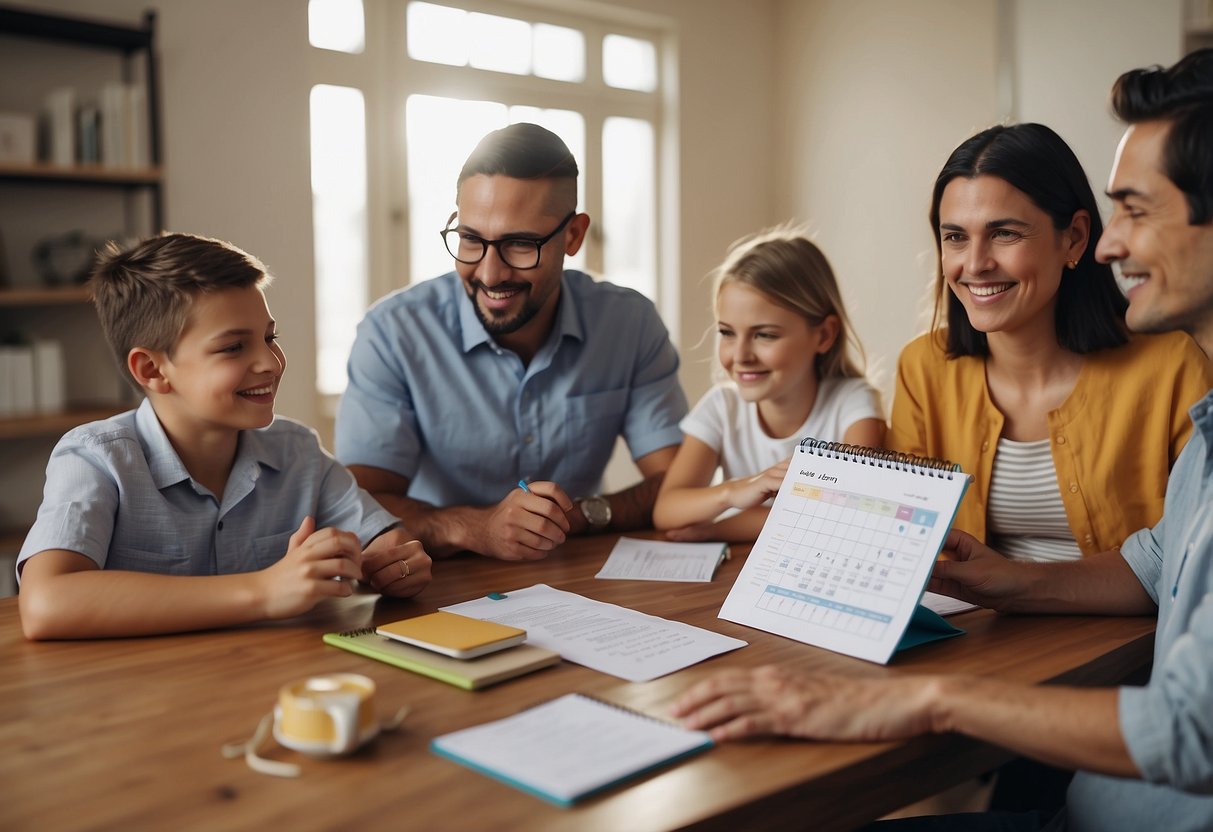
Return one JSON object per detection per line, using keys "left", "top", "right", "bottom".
{"left": 719, "top": 439, "right": 970, "bottom": 664}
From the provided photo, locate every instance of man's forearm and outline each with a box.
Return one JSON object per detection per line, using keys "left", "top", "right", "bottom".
{"left": 1006, "top": 549, "right": 1157, "bottom": 616}
{"left": 931, "top": 676, "right": 1138, "bottom": 777}
{"left": 369, "top": 491, "right": 481, "bottom": 558}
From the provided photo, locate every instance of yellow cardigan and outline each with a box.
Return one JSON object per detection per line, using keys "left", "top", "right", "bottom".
{"left": 889, "top": 330, "right": 1213, "bottom": 556}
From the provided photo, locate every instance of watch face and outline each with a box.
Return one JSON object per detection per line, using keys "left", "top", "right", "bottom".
{"left": 582, "top": 496, "right": 611, "bottom": 528}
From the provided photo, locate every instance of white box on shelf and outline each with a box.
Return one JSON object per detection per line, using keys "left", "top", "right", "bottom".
{"left": 43, "top": 87, "right": 76, "bottom": 167}
{"left": 8, "top": 345, "right": 36, "bottom": 415}
{"left": 0, "top": 112, "right": 36, "bottom": 164}
{"left": 126, "top": 85, "right": 148, "bottom": 168}
{"left": 32, "top": 339, "right": 66, "bottom": 413}
{"left": 100, "top": 82, "right": 127, "bottom": 168}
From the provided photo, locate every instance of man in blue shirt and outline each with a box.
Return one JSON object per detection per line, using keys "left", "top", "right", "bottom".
{"left": 336, "top": 123, "right": 687, "bottom": 561}
{"left": 673, "top": 50, "right": 1213, "bottom": 831}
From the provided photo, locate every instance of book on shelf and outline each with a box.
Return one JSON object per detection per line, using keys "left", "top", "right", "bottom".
{"left": 43, "top": 87, "right": 75, "bottom": 167}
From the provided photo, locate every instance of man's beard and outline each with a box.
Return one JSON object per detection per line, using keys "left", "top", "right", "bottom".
{"left": 468, "top": 281, "right": 542, "bottom": 336}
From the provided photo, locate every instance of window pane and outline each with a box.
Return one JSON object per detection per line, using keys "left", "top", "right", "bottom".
{"left": 468, "top": 13, "right": 531, "bottom": 75}
{"left": 310, "top": 85, "right": 368, "bottom": 395}
{"left": 308, "top": 0, "right": 365, "bottom": 54}
{"left": 407, "top": 2, "right": 468, "bottom": 66}
{"left": 406, "top": 95, "right": 508, "bottom": 283}
{"left": 602, "top": 34, "right": 657, "bottom": 92}
{"left": 533, "top": 24, "right": 585, "bottom": 82}
{"left": 602, "top": 117, "right": 655, "bottom": 299}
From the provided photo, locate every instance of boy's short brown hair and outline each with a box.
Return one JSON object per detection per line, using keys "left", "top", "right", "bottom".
{"left": 89, "top": 232, "right": 272, "bottom": 387}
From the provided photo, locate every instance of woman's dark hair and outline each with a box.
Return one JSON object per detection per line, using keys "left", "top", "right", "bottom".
{"left": 1111, "top": 48, "right": 1213, "bottom": 225}
{"left": 928, "top": 123, "right": 1127, "bottom": 357}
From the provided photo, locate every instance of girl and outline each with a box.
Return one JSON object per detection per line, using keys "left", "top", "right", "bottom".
{"left": 653, "top": 226, "right": 884, "bottom": 542}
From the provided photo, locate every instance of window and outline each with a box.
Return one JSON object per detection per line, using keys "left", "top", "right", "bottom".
{"left": 309, "top": 0, "right": 672, "bottom": 396}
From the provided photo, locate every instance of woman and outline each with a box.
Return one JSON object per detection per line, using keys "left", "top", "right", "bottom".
{"left": 890, "top": 123, "right": 1212, "bottom": 562}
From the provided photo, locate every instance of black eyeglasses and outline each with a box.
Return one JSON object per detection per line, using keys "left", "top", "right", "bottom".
{"left": 440, "top": 211, "right": 576, "bottom": 270}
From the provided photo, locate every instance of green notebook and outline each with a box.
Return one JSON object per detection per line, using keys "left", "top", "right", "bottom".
{"left": 323, "top": 627, "right": 561, "bottom": 690}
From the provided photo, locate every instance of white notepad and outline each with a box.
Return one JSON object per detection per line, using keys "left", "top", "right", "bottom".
{"left": 431, "top": 693, "right": 713, "bottom": 806}
{"left": 595, "top": 536, "right": 729, "bottom": 582}
{"left": 719, "top": 438, "right": 970, "bottom": 664}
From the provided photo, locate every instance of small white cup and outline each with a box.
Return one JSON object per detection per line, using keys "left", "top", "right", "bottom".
{"left": 272, "top": 673, "right": 379, "bottom": 757}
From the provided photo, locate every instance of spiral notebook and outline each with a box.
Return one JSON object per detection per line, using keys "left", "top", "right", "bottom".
{"left": 719, "top": 439, "right": 971, "bottom": 664}
{"left": 431, "top": 693, "right": 713, "bottom": 806}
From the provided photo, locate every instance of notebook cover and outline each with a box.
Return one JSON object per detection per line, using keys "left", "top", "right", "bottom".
{"left": 323, "top": 629, "right": 560, "bottom": 690}
{"left": 376, "top": 611, "right": 527, "bottom": 658}
{"left": 430, "top": 693, "right": 714, "bottom": 806}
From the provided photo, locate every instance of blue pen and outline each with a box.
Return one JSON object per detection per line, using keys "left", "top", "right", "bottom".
{"left": 517, "top": 479, "right": 531, "bottom": 493}
{"left": 1172, "top": 548, "right": 1190, "bottom": 599}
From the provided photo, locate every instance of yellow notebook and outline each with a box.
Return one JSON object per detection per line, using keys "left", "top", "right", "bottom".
{"left": 376, "top": 611, "right": 527, "bottom": 659}
{"left": 323, "top": 629, "right": 560, "bottom": 690}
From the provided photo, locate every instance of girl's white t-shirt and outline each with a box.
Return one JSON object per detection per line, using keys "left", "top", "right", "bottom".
{"left": 679, "top": 377, "right": 883, "bottom": 480}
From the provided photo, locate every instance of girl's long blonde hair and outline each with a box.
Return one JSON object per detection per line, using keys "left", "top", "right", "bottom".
{"left": 713, "top": 224, "right": 866, "bottom": 379}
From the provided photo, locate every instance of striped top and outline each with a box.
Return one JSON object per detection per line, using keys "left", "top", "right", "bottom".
{"left": 987, "top": 437, "right": 1082, "bottom": 562}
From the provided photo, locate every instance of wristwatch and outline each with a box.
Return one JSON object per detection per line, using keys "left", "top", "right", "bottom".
{"left": 579, "top": 495, "right": 612, "bottom": 532}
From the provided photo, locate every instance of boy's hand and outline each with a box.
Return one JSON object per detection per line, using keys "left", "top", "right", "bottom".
{"left": 257, "top": 516, "right": 363, "bottom": 619}
{"left": 362, "top": 528, "right": 432, "bottom": 598}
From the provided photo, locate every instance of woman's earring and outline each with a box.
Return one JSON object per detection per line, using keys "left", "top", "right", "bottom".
{"left": 1066, "top": 260, "right": 1078, "bottom": 270}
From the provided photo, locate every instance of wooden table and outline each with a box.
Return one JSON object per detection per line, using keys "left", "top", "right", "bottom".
{"left": 0, "top": 535, "right": 1155, "bottom": 832}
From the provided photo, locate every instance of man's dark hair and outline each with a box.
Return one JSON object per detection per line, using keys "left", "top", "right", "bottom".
{"left": 929, "top": 123, "right": 1128, "bottom": 357}
{"left": 456, "top": 123, "right": 578, "bottom": 206}
{"left": 1110, "top": 48, "right": 1213, "bottom": 225}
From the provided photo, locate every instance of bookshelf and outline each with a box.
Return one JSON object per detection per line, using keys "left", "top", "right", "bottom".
{"left": 0, "top": 6, "right": 162, "bottom": 592}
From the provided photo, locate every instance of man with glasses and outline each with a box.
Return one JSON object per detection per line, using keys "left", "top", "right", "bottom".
{"left": 335, "top": 123, "right": 687, "bottom": 560}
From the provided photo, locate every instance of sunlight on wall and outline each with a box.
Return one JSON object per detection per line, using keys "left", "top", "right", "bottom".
{"left": 310, "top": 84, "right": 368, "bottom": 395}
{"left": 308, "top": 0, "right": 365, "bottom": 54}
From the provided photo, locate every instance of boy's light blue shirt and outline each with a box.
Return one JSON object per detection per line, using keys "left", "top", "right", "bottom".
{"left": 17, "top": 399, "right": 398, "bottom": 581}
{"left": 1066, "top": 387, "right": 1213, "bottom": 831}
{"left": 335, "top": 270, "right": 688, "bottom": 506}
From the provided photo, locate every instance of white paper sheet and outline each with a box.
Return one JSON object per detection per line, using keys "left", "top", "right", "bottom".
{"left": 920, "top": 591, "right": 979, "bottom": 616}
{"left": 443, "top": 584, "right": 746, "bottom": 682}
{"left": 595, "top": 537, "right": 728, "bottom": 583}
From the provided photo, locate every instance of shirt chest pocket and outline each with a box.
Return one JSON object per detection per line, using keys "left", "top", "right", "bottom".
{"left": 563, "top": 388, "right": 629, "bottom": 470}
{"left": 240, "top": 530, "right": 296, "bottom": 572}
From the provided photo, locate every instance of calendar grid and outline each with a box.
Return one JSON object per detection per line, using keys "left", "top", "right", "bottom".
{"left": 748, "top": 483, "right": 939, "bottom": 642}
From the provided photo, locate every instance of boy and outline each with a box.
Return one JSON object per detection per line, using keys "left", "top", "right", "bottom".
{"left": 17, "top": 233, "right": 431, "bottom": 640}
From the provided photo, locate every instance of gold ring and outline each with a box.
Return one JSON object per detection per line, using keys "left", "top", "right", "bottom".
{"left": 399, "top": 560, "right": 410, "bottom": 579}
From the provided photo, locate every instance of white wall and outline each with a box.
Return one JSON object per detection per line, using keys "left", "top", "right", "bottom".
{"left": 1012, "top": 0, "right": 1185, "bottom": 215}
{"left": 772, "top": 0, "right": 1000, "bottom": 405}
